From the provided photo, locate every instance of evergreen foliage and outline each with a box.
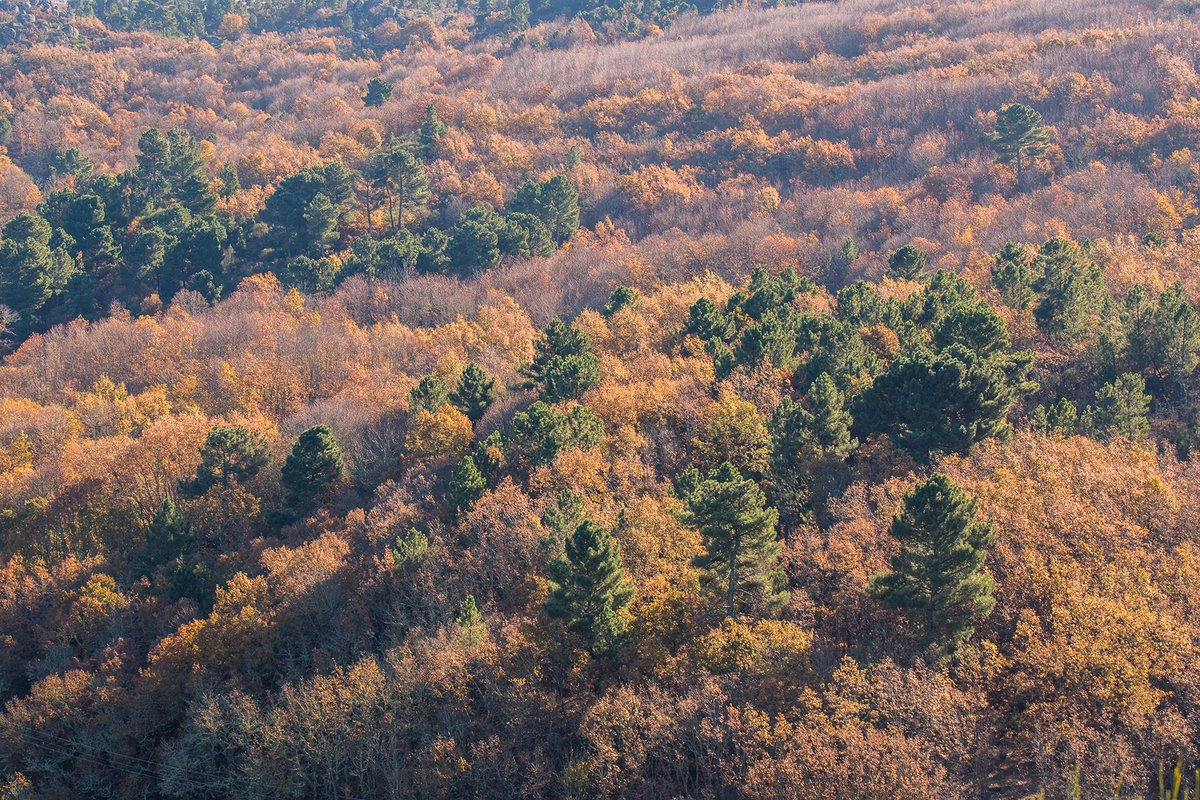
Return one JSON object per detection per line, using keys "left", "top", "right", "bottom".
{"left": 281, "top": 425, "right": 345, "bottom": 514}
{"left": 450, "top": 363, "right": 496, "bottom": 423}
{"left": 678, "top": 462, "right": 786, "bottom": 618}
{"left": 868, "top": 473, "right": 997, "bottom": 650}
{"left": 546, "top": 519, "right": 635, "bottom": 656}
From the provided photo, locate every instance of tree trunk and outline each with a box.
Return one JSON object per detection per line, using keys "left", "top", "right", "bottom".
{"left": 726, "top": 555, "right": 737, "bottom": 618}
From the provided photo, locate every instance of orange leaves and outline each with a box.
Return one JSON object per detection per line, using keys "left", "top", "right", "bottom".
{"left": 694, "top": 617, "right": 814, "bottom": 701}
{"left": 617, "top": 164, "right": 706, "bottom": 213}
{"left": 405, "top": 405, "right": 473, "bottom": 465}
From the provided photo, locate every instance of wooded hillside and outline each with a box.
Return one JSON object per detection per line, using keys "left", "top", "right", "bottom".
{"left": 1, "top": 0, "right": 1199, "bottom": 797}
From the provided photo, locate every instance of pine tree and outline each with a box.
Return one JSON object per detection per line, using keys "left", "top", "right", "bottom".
{"left": 932, "top": 302, "right": 1010, "bottom": 357}
{"left": 281, "top": 425, "right": 345, "bottom": 514}
{"left": 542, "top": 174, "right": 580, "bottom": 244}
{"left": 302, "top": 193, "right": 339, "bottom": 255}
{"left": 410, "top": 375, "right": 450, "bottom": 413}
{"left": 546, "top": 519, "right": 634, "bottom": 656}
{"left": 683, "top": 297, "right": 733, "bottom": 342}
{"left": 186, "top": 424, "right": 269, "bottom": 496}
{"left": 418, "top": 104, "right": 448, "bottom": 159}
{"left": 541, "top": 488, "right": 584, "bottom": 557}
{"left": 887, "top": 244, "right": 928, "bottom": 281}
{"left": 450, "top": 363, "right": 496, "bottom": 423}
{"left": 446, "top": 208, "right": 502, "bottom": 276}
{"left": 985, "top": 103, "right": 1052, "bottom": 185}
{"left": 512, "top": 174, "right": 580, "bottom": 245}
{"left": 1123, "top": 284, "right": 1154, "bottom": 375}
{"left": 991, "top": 242, "right": 1036, "bottom": 311}
{"left": 0, "top": 213, "right": 73, "bottom": 330}
{"left": 602, "top": 285, "right": 639, "bottom": 318}
{"left": 456, "top": 594, "right": 488, "bottom": 645}
{"left": 509, "top": 401, "right": 604, "bottom": 468}
{"left": 447, "top": 455, "right": 486, "bottom": 520}
{"left": 1032, "top": 237, "right": 1108, "bottom": 344}
{"left": 141, "top": 498, "right": 193, "bottom": 576}
{"left": 770, "top": 373, "right": 856, "bottom": 523}
{"left": 523, "top": 317, "right": 600, "bottom": 403}
{"left": 369, "top": 140, "right": 430, "bottom": 230}
{"left": 218, "top": 163, "right": 240, "bottom": 199}
{"left": 1083, "top": 373, "right": 1151, "bottom": 440}
{"left": 362, "top": 77, "right": 393, "bottom": 107}
{"left": 868, "top": 473, "right": 996, "bottom": 650}
{"left": 135, "top": 128, "right": 172, "bottom": 207}
{"left": 1151, "top": 282, "right": 1200, "bottom": 399}
{"left": 854, "top": 344, "right": 1031, "bottom": 459}
{"left": 828, "top": 237, "right": 859, "bottom": 284}
{"left": 802, "top": 372, "right": 858, "bottom": 459}
{"left": 678, "top": 462, "right": 786, "bottom": 618}
{"left": 178, "top": 174, "right": 216, "bottom": 217}
{"left": 1031, "top": 396, "right": 1080, "bottom": 436}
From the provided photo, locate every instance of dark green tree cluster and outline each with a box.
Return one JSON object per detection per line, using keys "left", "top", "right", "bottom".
{"left": 2, "top": 127, "right": 235, "bottom": 333}
{"left": 184, "top": 424, "right": 269, "bottom": 496}
{"left": 683, "top": 268, "right": 818, "bottom": 378}
{"left": 851, "top": 274, "right": 1034, "bottom": 459}
{"left": 281, "top": 425, "right": 345, "bottom": 516}
{"left": 887, "top": 243, "right": 928, "bottom": 281}
{"left": 362, "top": 77, "right": 393, "bottom": 107}
{"left": 545, "top": 518, "right": 634, "bottom": 656}
{"left": 409, "top": 375, "right": 450, "bottom": 414}
{"left": 508, "top": 401, "right": 604, "bottom": 469}
{"left": 0, "top": 214, "right": 76, "bottom": 336}
{"left": 523, "top": 317, "right": 601, "bottom": 403}
{"left": 450, "top": 363, "right": 496, "bottom": 423}
{"left": 869, "top": 473, "right": 996, "bottom": 651}
{"left": 508, "top": 174, "right": 580, "bottom": 245}
{"left": 985, "top": 103, "right": 1052, "bottom": 185}
{"left": 769, "top": 372, "right": 857, "bottom": 525}
{"left": 677, "top": 462, "right": 787, "bottom": 618}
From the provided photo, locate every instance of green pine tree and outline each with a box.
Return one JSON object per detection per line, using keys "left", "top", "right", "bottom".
{"left": 985, "top": 103, "right": 1052, "bottom": 185}
{"left": 302, "top": 193, "right": 339, "bottom": 256}
{"left": 991, "top": 242, "right": 1036, "bottom": 311}
{"left": 362, "top": 77, "right": 393, "bottom": 107}
{"left": 1032, "top": 237, "right": 1109, "bottom": 344}
{"left": 369, "top": 139, "right": 430, "bottom": 231}
{"left": 932, "top": 302, "right": 1010, "bottom": 357}
{"left": 447, "top": 455, "right": 486, "bottom": 520}
{"left": 281, "top": 425, "right": 345, "bottom": 514}
{"left": 683, "top": 297, "right": 733, "bottom": 342}
{"left": 539, "top": 174, "right": 580, "bottom": 245}
{"left": 1151, "top": 282, "right": 1200, "bottom": 399}
{"left": 186, "top": 424, "right": 269, "bottom": 495}
{"left": 854, "top": 343, "right": 1032, "bottom": 459}
{"left": 410, "top": 375, "right": 450, "bottom": 413}
{"left": 1083, "top": 373, "right": 1151, "bottom": 440}
{"left": 1031, "top": 397, "right": 1080, "bottom": 436}
{"left": 450, "top": 363, "right": 496, "bottom": 423}
{"left": 418, "top": 104, "right": 448, "bottom": 159}
{"left": 678, "top": 462, "right": 787, "bottom": 618}
{"left": 770, "top": 373, "right": 856, "bottom": 524}
{"left": 868, "top": 473, "right": 997, "bottom": 650}
{"left": 523, "top": 317, "right": 600, "bottom": 403}
{"left": 602, "top": 285, "right": 639, "bottom": 318}
{"left": 540, "top": 488, "right": 585, "bottom": 558}
{"left": 887, "top": 244, "right": 928, "bottom": 281}
{"left": 508, "top": 401, "right": 604, "bottom": 469}
{"left": 828, "top": 237, "right": 860, "bottom": 283}
{"left": 141, "top": 497, "right": 193, "bottom": 576}
{"left": 545, "top": 519, "right": 635, "bottom": 656}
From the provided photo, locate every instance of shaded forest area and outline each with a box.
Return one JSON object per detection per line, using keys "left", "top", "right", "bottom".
{"left": 2, "top": 0, "right": 1200, "bottom": 797}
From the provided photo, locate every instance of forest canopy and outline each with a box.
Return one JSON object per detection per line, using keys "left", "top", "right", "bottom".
{"left": 1, "top": 0, "right": 1200, "bottom": 797}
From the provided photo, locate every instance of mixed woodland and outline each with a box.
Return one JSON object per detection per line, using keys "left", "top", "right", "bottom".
{"left": 2, "top": 0, "right": 1200, "bottom": 796}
